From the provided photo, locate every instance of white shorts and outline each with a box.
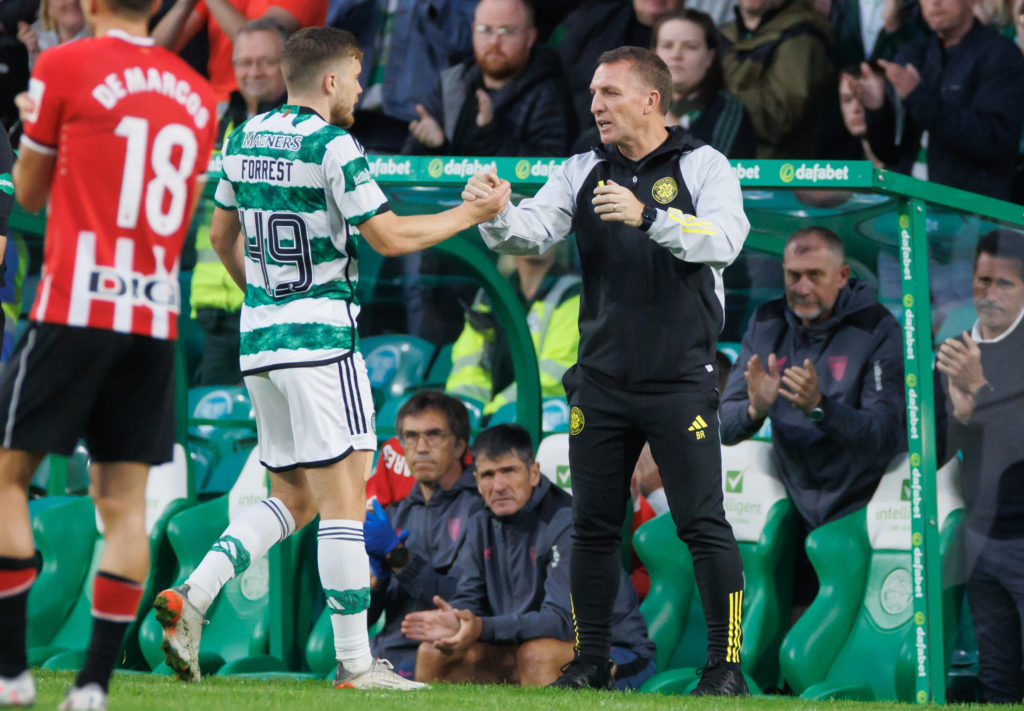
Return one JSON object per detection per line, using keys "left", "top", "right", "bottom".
{"left": 244, "top": 353, "right": 377, "bottom": 472}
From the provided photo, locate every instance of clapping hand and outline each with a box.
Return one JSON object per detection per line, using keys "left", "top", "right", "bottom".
{"left": 744, "top": 353, "right": 781, "bottom": 421}
{"left": 409, "top": 104, "right": 445, "bottom": 149}
{"left": 779, "top": 359, "right": 823, "bottom": 413}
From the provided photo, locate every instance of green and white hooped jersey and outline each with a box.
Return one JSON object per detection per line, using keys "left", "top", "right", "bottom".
{"left": 214, "top": 105, "right": 388, "bottom": 373}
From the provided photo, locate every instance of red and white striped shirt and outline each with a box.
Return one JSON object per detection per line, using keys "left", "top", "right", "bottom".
{"left": 22, "top": 31, "right": 216, "bottom": 339}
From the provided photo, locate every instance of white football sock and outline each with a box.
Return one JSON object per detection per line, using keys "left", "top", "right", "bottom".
{"left": 186, "top": 497, "right": 296, "bottom": 614}
{"left": 318, "top": 519, "right": 373, "bottom": 674}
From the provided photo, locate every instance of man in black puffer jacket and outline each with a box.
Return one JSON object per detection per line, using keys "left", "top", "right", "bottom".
{"left": 402, "top": 0, "right": 571, "bottom": 157}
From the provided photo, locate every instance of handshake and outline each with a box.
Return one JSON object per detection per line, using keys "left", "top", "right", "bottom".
{"left": 460, "top": 171, "right": 512, "bottom": 224}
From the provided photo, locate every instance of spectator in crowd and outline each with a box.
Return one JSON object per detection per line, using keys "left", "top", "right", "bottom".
{"left": 936, "top": 230, "right": 1024, "bottom": 704}
{"left": 446, "top": 246, "right": 580, "bottom": 417}
{"left": 0, "top": 0, "right": 35, "bottom": 129}
{"left": 720, "top": 0, "right": 837, "bottom": 158}
{"left": 153, "top": 0, "right": 325, "bottom": 102}
{"left": 15, "top": 0, "right": 86, "bottom": 69}
{"left": 329, "top": 0, "right": 476, "bottom": 152}
{"left": 815, "top": 0, "right": 927, "bottom": 160}
{"left": 720, "top": 226, "right": 906, "bottom": 534}
{"left": 402, "top": 424, "right": 656, "bottom": 688}
{"left": 837, "top": 68, "right": 881, "bottom": 165}
{"left": 555, "top": 0, "right": 683, "bottom": 137}
{"left": 827, "top": 0, "right": 928, "bottom": 70}
{"left": 403, "top": 0, "right": 571, "bottom": 157}
{"left": 852, "top": 0, "right": 1024, "bottom": 200}
{"left": 654, "top": 10, "right": 755, "bottom": 159}
{"left": 572, "top": 9, "right": 756, "bottom": 157}
{"left": 834, "top": 65, "right": 914, "bottom": 169}
{"left": 531, "top": 0, "right": 583, "bottom": 41}
{"left": 363, "top": 392, "right": 485, "bottom": 678}
{"left": 973, "top": 0, "right": 1017, "bottom": 32}
{"left": 190, "top": 18, "right": 287, "bottom": 385}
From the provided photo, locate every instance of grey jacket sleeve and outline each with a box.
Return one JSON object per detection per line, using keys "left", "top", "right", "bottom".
{"left": 720, "top": 314, "right": 766, "bottom": 445}
{"left": 817, "top": 314, "right": 906, "bottom": 453}
{"left": 447, "top": 517, "right": 491, "bottom": 616}
{"left": 478, "top": 513, "right": 574, "bottom": 644}
{"left": 393, "top": 553, "right": 459, "bottom": 606}
{"left": 645, "top": 146, "right": 749, "bottom": 268}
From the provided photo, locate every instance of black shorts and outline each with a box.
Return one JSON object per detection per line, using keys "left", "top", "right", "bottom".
{"left": 0, "top": 322, "right": 175, "bottom": 464}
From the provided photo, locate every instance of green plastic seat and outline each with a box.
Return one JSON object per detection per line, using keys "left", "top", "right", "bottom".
{"left": 187, "top": 386, "right": 257, "bottom": 466}
{"left": 361, "top": 335, "right": 435, "bottom": 402}
{"left": 29, "top": 445, "right": 192, "bottom": 670}
{"left": 29, "top": 444, "right": 92, "bottom": 497}
{"left": 26, "top": 497, "right": 95, "bottom": 659}
{"left": 374, "top": 394, "right": 414, "bottom": 443}
{"left": 635, "top": 440, "right": 796, "bottom": 694}
{"left": 779, "top": 454, "right": 964, "bottom": 701}
{"left": 536, "top": 433, "right": 572, "bottom": 493}
{"left": 452, "top": 395, "right": 485, "bottom": 433}
{"left": 197, "top": 447, "right": 255, "bottom": 499}
{"left": 421, "top": 342, "right": 454, "bottom": 388}
{"left": 137, "top": 449, "right": 278, "bottom": 676}
{"left": 489, "top": 398, "right": 571, "bottom": 436}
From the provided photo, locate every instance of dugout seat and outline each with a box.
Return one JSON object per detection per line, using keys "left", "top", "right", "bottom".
{"left": 197, "top": 447, "right": 256, "bottom": 499}
{"left": 29, "top": 445, "right": 191, "bottom": 670}
{"left": 187, "top": 386, "right": 257, "bottom": 468}
{"left": 374, "top": 394, "right": 413, "bottom": 443}
{"left": 537, "top": 433, "right": 571, "bottom": 493}
{"left": 778, "top": 454, "right": 964, "bottom": 701}
{"left": 29, "top": 444, "right": 92, "bottom": 497}
{"left": 137, "top": 448, "right": 281, "bottom": 675}
{"left": 420, "top": 342, "right": 454, "bottom": 390}
{"left": 361, "top": 335, "right": 435, "bottom": 406}
{"left": 488, "top": 398, "right": 572, "bottom": 436}
{"left": 635, "top": 439, "right": 796, "bottom": 694}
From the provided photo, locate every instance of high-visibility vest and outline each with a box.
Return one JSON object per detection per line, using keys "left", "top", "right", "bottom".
{"left": 447, "top": 270, "right": 581, "bottom": 415}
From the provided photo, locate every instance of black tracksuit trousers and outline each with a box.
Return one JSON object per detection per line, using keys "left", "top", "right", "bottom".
{"left": 564, "top": 365, "right": 744, "bottom": 664}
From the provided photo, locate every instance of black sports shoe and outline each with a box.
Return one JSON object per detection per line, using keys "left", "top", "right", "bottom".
{"left": 690, "top": 657, "right": 749, "bottom": 696}
{"left": 549, "top": 656, "right": 615, "bottom": 690}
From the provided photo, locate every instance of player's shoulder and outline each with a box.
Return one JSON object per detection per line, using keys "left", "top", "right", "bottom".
{"left": 31, "top": 36, "right": 100, "bottom": 82}
{"left": 316, "top": 124, "right": 365, "bottom": 164}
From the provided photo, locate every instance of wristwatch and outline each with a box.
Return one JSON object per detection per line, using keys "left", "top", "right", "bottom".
{"left": 387, "top": 545, "right": 410, "bottom": 569}
{"left": 640, "top": 205, "right": 658, "bottom": 232}
{"left": 807, "top": 399, "right": 825, "bottom": 422}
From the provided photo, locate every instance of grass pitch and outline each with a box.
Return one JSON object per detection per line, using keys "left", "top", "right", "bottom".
{"left": 32, "top": 670, "right": 990, "bottom": 711}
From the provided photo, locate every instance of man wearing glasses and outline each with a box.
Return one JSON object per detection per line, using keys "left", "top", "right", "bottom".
{"left": 362, "top": 391, "right": 485, "bottom": 678}
{"left": 403, "top": 0, "right": 571, "bottom": 157}
{"left": 190, "top": 17, "right": 289, "bottom": 387}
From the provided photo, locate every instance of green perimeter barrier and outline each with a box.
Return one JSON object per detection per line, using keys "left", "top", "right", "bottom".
{"left": 13, "top": 158, "right": 1024, "bottom": 698}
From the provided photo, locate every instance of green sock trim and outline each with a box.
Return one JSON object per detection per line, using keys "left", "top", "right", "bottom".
{"left": 211, "top": 535, "right": 251, "bottom": 576}
{"left": 325, "top": 587, "right": 370, "bottom": 616}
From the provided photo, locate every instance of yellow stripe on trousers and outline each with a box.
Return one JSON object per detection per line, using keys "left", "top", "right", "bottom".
{"left": 727, "top": 590, "right": 743, "bottom": 662}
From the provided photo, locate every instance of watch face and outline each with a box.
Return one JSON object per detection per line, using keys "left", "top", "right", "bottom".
{"left": 808, "top": 407, "right": 824, "bottom": 422}
{"left": 389, "top": 546, "right": 410, "bottom": 567}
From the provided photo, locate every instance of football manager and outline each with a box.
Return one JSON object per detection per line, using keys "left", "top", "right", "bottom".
{"left": 462, "top": 45, "right": 750, "bottom": 695}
